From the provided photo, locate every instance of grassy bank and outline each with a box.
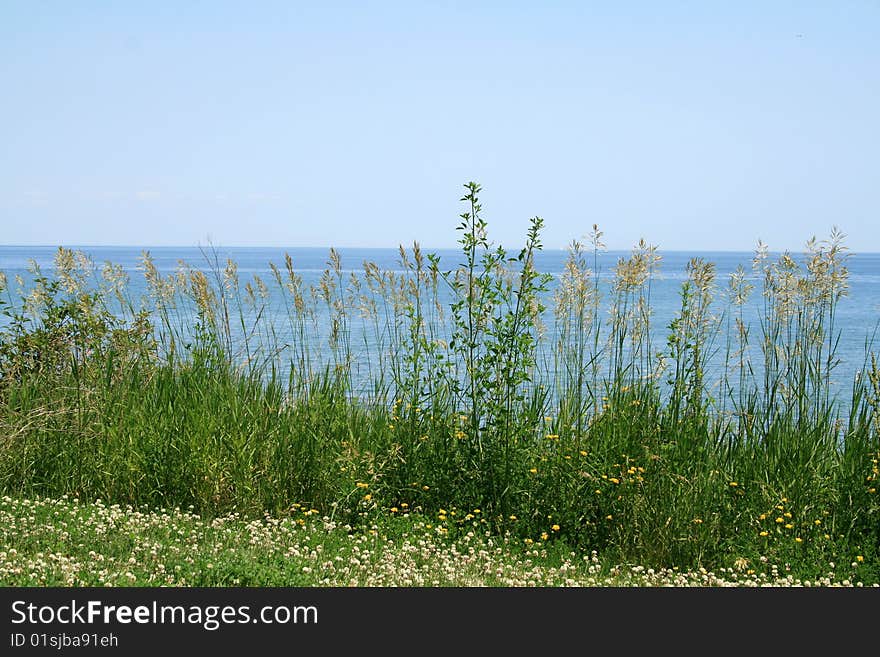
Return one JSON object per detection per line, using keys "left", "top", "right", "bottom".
{"left": 0, "top": 183, "right": 878, "bottom": 582}
{"left": 2, "top": 495, "right": 873, "bottom": 587}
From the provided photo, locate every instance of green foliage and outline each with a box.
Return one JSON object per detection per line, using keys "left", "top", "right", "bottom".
{"left": 0, "top": 189, "right": 878, "bottom": 581}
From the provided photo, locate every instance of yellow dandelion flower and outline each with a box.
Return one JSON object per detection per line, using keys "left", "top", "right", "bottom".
{"left": 422, "top": 485, "right": 430, "bottom": 491}
{"left": 693, "top": 518, "right": 703, "bottom": 524}
{"left": 855, "top": 555, "right": 864, "bottom": 563}
{"left": 605, "top": 514, "right": 613, "bottom": 520}
{"left": 775, "top": 517, "right": 784, "bottom": 524}
{"left": 759, "top": 513, "right": 767, "bottom": 520}
{"left": 783, "top": 512, "right": 792, "bottom": 519}
{"left": 546, "top": 434, "right": 559, "bottom": 440}
{"left": 814, "top": 519, "right": 821, "bottom": 526}
{"left": 524, "top": 538, "right": 534, "bottom": 545}
{"left": 529, "top": 468, "right": 538, "bottom": 474}
{"left": 401, "top": 502, "right": 409, "bottom": 508}
{"left": 509, "top": 515, "right": 517, "bottom": 521}
{"left": 759, "top": 531, "right": 769, "bottom": 537}
{"left": 795, "top": 537, "right": 803, "bottom": 543}
{"left": 390, "top": 507, "right": 398, "bottom": 513}
{"left": 610, "top": 477, "right": 620, "bottom": 484}
{"left": 541, "top": 532, "right": 549, "bottom": 540}
{"left": 551, "top": 524, "right": 560, "bottom": 531}
{"left": 356, "top": 482, "right": 369, "bottom": 489}
{"left": 594, "top": 489, "right": 602, "bottom": 495}
{"left": 785, "top": 523, "right": 794, "bottom": 530}
{"left": 579, "top": 450, "right": 588, "bottom": 457}
{"left": 729, "top": 481, "right": 738, "bottom": 487}
{"left": 363, "top": 494, "right": 372, "bottom": 501}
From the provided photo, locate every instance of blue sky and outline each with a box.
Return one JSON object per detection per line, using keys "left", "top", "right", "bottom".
{"left": 1, "top": 1, "right": 878, "bottom": 251}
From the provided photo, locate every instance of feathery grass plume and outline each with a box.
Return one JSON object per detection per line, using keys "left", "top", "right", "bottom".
{"left": 723, "top": 264, "right": 754, "bottom": 412}
{"left": 100, "top": 261, "right": 130, "bottom": 307}
{"left": 666, "top": 257, "right": 717, "bottom": 423}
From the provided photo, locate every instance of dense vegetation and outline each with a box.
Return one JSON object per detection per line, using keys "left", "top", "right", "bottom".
{"left": 1, "top": 183, "right": 877, "bottom": 583}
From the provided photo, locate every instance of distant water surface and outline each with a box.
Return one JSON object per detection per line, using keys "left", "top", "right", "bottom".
{"left": 2, "top": 245, "right": 879, "bottom": 403}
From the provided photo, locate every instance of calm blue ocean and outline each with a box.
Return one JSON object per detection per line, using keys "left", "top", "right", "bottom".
{"left": 2, "top": 245, "right": 879, "bottom": 401}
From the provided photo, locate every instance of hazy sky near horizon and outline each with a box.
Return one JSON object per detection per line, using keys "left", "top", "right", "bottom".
{"left": 2, "top": 1, "right": 878, "bottom": 252}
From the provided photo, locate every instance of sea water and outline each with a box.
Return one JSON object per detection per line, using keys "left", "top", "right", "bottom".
{"left": 2, "top": 245, "right": 879, "bottom": 406}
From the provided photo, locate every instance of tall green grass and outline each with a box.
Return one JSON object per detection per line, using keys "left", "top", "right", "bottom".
{"left": 0, "top": 183, "right": 877, "bottom": 577}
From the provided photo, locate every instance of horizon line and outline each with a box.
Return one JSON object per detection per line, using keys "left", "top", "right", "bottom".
{"left": 2, "top": 243, "right": 880, "bottom": 256}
